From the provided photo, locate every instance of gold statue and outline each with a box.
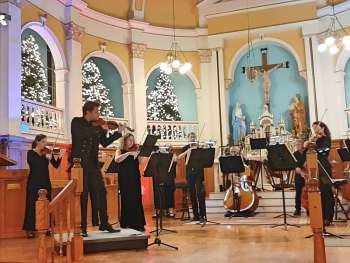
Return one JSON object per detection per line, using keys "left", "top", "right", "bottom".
{"left": 289, "top": 95, "right": 306, "bottom": 138}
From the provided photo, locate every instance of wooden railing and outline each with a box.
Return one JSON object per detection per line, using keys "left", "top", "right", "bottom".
{"left": 147, "top": 120, "right": 199, "bottom": 143}
{"left": 35, "top": 160, "right": 83, "bottom": 263}
{"left": 21, "top": 98, "right": 64, "bottom": 136}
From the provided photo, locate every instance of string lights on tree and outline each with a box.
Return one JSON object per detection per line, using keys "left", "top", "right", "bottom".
{"left": 21, "top": 35, "right": 52, "bottom": 105}
{"left": 82, "top": 60, "right": 114, "bottom": 117}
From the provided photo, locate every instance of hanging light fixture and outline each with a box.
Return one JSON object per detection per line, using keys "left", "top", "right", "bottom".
{"left": 159, "top": 0, "right": 191, "bottom": 75}
{"left": 317, "top": 0, "right": 350, "bottom": 54}
{"left": 241, "top": 1, "right": 257, "bottom": 82}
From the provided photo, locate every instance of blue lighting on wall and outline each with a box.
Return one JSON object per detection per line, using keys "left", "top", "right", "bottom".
{"left": 227, "top": 44, "right": 309, "bottom": 133}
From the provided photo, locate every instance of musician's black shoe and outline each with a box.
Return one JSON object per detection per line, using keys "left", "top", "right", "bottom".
{"left": 99, "top": 224, "right": 120, "bottom": 233}
{"left": 191, "top": 216, "right": 200, "bottom": 222}
{"left": 199, "top": 217, "right": 206, "bottom": 223}
{"left": 293, "top": 210, "right": 301, "bottom": 216}
{"left": 324, "top": 220, "right": 332, "bottom": 226}
{"left": 81, "top": 229, "right": 88, "bottom": 237}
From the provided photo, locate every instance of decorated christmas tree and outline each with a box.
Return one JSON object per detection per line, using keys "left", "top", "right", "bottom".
{"left": 147, "top": 72, "right": 182, "bottom": 121}
{"left": 82, "top": 60, "right": 114, "bottom": 117}
{"left": 21, "top": 35, "right": 51, "bottom": 104}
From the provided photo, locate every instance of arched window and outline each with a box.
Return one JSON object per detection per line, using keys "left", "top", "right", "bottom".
{"left": 81, "top": 57, "right": 124, "bottom": 118}
{"left": 21, "top": 28, "right": 56, "bottom": 105}
{"left": 146, "top": 68, "right": 198, "bottom": 121}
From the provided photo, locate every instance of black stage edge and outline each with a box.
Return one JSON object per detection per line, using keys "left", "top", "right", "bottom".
{"left": 80, "top": 229, "right": 147, "bottom": 253}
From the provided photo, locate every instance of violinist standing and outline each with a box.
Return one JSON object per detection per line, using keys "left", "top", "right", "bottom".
{"left": 178, "top": 132, "right": 206, "bottom": 222}
{"left": 71, "top": 101, "right": 124, "bottom": 237}
{"left": 115, "top": 133, "right": 146, "bottom": 232}
{"left": 305, "top": 121, "right": 335, "bottom": 225}
{"left": 23, "top": 134, "right": 62, "bottom": 238}
{"left": 293, "top": 139, "right": 307, "bottom": 216}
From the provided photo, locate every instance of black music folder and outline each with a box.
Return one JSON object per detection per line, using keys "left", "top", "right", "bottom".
{"left": 219, "top": 155, "right": 245, "bottom": 174}
{"left": 186, "top": 148, "right": 215, "bottom": 169}
{"left": 138, "top": 134, "right": 158, "bottom": 157}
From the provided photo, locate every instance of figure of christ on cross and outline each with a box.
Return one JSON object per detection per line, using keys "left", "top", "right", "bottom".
{"left": 243, "top": 48, "right": 289, "bottom": 110}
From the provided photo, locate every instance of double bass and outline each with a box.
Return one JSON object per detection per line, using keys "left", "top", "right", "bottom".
{"left": 223, "top": 151, "right": 259, "bottom": 213}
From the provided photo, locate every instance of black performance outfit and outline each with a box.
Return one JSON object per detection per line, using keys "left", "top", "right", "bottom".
{"left": 70, "top": 117, "right": 122, "bottom": 231}
{"left": 316, "top": 136, "right": 335, "bottom": 223}
{"left": 182, "top": 145, "right": 206, "bottom": 220}
{"left": 23, "top": 150, "right": 61, "bottom": 231}
{"left": 293, "top": 149, "right": 307, "bottom": 213}
{"left": 118, "top": 150, "right": 146, "bottom": 231}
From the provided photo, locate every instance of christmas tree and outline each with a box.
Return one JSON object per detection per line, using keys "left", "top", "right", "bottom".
{"left": 82, "top": 61, "right": 114, "bottom": 117}
{"left": 147, "top": 72, "right": 182, "bottom": 121}
{"left": 21, "top": 35, "right": 51, "bottom": 104}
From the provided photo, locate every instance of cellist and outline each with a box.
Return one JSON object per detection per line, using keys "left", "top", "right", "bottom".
{"left": 304, "top": 121, "right": 335, "bottom": 226}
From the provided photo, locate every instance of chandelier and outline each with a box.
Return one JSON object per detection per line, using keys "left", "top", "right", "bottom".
{"left": 317, "top": 1, "right": 350, "bottom": 54}
{"left": 159, "top": 0, "right": 191, "bottom": 75}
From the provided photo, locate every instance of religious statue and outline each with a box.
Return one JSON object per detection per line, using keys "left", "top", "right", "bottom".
{"left": 289, "top": 95, "right": 307, "bottom": 138}
{"left": 232, "top": 102, "right": 247, "bottom": 145}
{"left": 243, "top": 48, "right": 289, "bottom": 110}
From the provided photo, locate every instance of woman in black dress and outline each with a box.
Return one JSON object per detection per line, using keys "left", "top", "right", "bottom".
{"left": 23, "top": 134, "right": 62, "bottom": 238}
{"left": 115, "top": 133, "right": 146, "bottom": 232}
{"left": 306, "top": 121, "right": 335, "bottom": 225}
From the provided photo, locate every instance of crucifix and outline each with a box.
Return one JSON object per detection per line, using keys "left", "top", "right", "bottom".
{"left": 242, "top": 48, "right": 289, "bottom": 110}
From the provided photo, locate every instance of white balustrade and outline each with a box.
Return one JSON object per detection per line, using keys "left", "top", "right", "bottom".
{"left": 21, "top": 99, "right": 64, "bottom": 136}
{"left": 147, "top": 121, "right": 199, "bottom": 143}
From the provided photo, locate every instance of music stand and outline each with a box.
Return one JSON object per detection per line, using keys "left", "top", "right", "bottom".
{"left": 267, "top": 144, "right": 300, "bottom": 230}
{"left": 144, "top": 152, "right": 178, "bottom": 250}
{"left": 138, "top": 134, "right": 159, "bottom": 157}
{"left": 219, "top": 155, "right": 249, "bottom": 217}
{"left": 250, "top": 138, "right": 269, "bottom": 191}
{"left": 187, "top": 148, "right": 219, "bottom": 227}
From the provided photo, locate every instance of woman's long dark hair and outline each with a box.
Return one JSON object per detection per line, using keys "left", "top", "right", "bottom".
{"left": 32, "top": 134, "right": 47, "bottom": 149}
{"left": 312, "top": 121, "right": 331, "bottom": 139}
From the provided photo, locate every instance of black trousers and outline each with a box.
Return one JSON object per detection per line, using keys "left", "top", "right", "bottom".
{"left": 80, "top": 172, "right": 109, "bottom": 229}
{"left": 320, "top": 181, "right": 335, "bottom": 222}
{"left": 294, "top": 174, "right": 305, "bottom": 212}
{"left": 187, "top": 172, "right": 206, "bottom": 218}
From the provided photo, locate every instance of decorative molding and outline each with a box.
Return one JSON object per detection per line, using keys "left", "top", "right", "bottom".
{"left": 317, "top": 0, "right": 350, "bottom": 17}
{"left": 198, "top": 49, "right": 212, "bottom": 63}
{"left": 64, "top": 22, "right": 85, "bottom": 42}
{"left": 129, "top": 42, "right": 147, "bottom": 59}
{"left": 299, "top": 70, "right": 307, "bottom": 80}
{"left": 0, "top": 0, "right": 22, "bottom": 7}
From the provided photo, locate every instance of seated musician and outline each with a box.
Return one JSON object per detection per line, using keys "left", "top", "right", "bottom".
{"left": 293, "top": 139, "right": 307, "bottom": 216}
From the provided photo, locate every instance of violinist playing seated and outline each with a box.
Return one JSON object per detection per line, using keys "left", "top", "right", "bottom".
{"left": 293, "top": 139, "right": 307, "bottom": 216}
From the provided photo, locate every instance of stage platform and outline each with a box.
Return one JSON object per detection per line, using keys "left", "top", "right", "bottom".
{"left": 83, "top": 229, "right": 148, "bottom": 253}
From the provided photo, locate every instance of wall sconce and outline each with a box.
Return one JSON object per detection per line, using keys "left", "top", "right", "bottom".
{"left": 99, "top": 42, "right": 107, "bottom": 52}
{"left": 0, "top": 13, "right": 11, "bottom": 26}
{"left": 40, "top": 14, "right": 47, "bottom": 26}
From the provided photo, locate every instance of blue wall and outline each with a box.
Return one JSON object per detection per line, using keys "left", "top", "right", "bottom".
{"left": 87, "top": 57, "right": 124, "bottom": 118}
{"left": 345, "top": 59, "right": 350, "bottom": 127}
{"left": 227, "top": 44, "right": 309, "bottom": 133}
{"left": 146, "top": 68, "right": 198, "bottom": 121}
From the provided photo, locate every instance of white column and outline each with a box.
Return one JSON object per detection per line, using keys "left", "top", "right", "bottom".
{"left": 303, "top": 36, "right": 317, "bottom": 124}
{"left": 129, "top": 42, "right": 147, "bottom": 142}
{"left": 122, "top": 83, "right": 135, "bottom": 128}
{"left": 0, "top": 0, "right": 21, "bottom": 135}
{"left": 197, "top": 49, "right": 212, "bottom": 141}
{"left": 64, "top": 22, "right": 85, "bottom": 141}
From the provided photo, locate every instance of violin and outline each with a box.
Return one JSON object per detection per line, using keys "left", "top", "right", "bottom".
{"left": 128, "top": 144, "right": 140, "bottom": 152}
{"left": 91, "top": 118, "right": 135, "bottom": 132}
{"left": 41, "top": 146, "right": 61, "bottom": 156}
